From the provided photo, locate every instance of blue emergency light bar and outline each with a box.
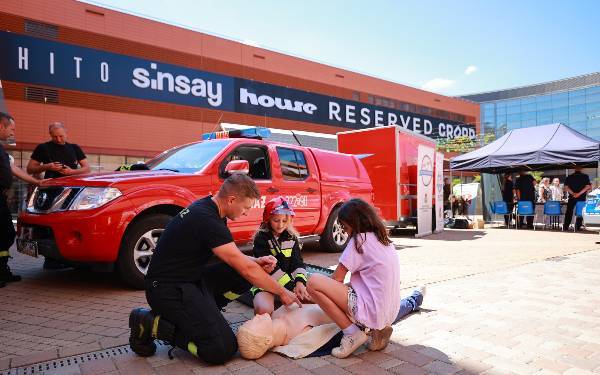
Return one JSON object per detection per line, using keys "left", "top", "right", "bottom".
{"left": 202, "top": 127, "right": 271, "bottom": 140}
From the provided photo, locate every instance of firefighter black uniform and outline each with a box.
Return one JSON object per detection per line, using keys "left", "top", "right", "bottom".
{"left": 0, "top": 141, "right": 21, "bottom": 287}
{"left": 129, "top": 196, "right": 250, "bottom": 364}
{"left": 250, "top": 229, "right": 307, "bottom": 297}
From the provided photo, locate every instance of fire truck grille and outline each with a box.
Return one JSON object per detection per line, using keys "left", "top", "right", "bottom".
{"left": 32, "top": 187, "right": 83, "bottom": 212}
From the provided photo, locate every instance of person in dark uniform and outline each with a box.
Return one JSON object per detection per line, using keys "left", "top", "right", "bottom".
{"left": 502, "top": 174, "right": 515, "bottom": 226}
{"left": 562, "top": 166, "right": 592, "bottom": 231}
{"left": 514, "top": 170, "right": 536, "bottom": 229}
{"left": 0, "top": 113, "right": 40, "bottom": 287}
{"left": 27, "top": 122, "right": 90, "bottom": 269}
{"left": 129, "top": 174, "right": 301, "bottom": 365}
{"left": 443, "top": 177, "right": 451, "bottom": 211}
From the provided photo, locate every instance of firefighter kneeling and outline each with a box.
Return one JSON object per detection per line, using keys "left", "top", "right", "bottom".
{"left": 128, "top": 174, "right": 301, "bottom": 364}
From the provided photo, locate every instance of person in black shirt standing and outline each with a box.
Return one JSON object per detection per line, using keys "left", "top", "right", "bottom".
{"left": 0, "top": 113, "right": 40, "bottom": 287}
{"left": 443, "top": 177, "right": 451, "bottom": 211}
{"left": 563, "top": 166, "right": 592, "bottom": 231}
{"left": 26, "top": 122, "right": 90, "bottom": 179}
{"left": 27, "top": 122, "right": 90, "bottom": 269}
{"left": 514, "top": 170, "right": 536, "bottom": 229}
{"left": 129, "top": 174, "right": 301, "bottom": 364}
{"left": 502, "top": 174, "right": 515, "bottom": 227}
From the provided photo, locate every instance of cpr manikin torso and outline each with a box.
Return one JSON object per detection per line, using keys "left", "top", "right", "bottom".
{"left": 237, "top": 304, "right": 332, "bottom": 359}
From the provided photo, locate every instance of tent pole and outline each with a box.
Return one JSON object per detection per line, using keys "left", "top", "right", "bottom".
{"left": 450, "top": 169, "right": 453, "bottom": 218}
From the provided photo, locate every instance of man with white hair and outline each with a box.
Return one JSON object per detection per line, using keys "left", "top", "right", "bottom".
{"left": 26, "top": 122, "right": 90, "bottom": 179}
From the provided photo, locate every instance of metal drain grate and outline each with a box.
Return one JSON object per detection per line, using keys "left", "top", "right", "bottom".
{"left": 2, "top": 321, "right": 248, "bottom": 375}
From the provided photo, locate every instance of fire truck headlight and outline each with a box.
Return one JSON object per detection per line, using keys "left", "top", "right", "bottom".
{"left": 69, "top": 187, "right": 122, "bottom": 211}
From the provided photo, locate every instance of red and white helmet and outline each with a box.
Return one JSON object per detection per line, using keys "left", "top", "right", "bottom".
{"left": 263, "top": 196, "right": 295, "bottom": 223}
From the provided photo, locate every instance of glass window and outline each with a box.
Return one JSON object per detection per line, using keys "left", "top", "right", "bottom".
{"left": 507, "top": 113, "right": 521, "bottom": 123}
{"left": 552, "top": 92, "right": 568, "bottom": 107}
{"left": 586, "top": 86, "right": 600, "bottom": 95}
{"left": 147, "top": 139, "right": 232, "bottom": 173}
{"left": 483, "top": 103, "right": 494, "bottom": 112}
{"left": 568, "top": 121, "right": 587, "bottom": 133}
{"left": 506, "top": 101, "right": 521, "bottom": 114}
{"left": 569, "top": 111, "right": 587, "bottom": 122}
{"left": 568, "top": 89, "right": 586, "bottom": 105}
{"left": 586, "top": 92, "right": 600, "bottom": 104}
{"left": 521, "top": 111, "right": 536, "bottom": 121}
{"left": 536, "top": 94, "right": 552, "bottom": 110}
{"left": 277, "top": 147, "right": 308, "bottom": 181}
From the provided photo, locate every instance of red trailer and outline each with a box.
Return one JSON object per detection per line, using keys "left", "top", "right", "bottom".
{"left": 337, "top": 126, "right": 440, "bottom": 229}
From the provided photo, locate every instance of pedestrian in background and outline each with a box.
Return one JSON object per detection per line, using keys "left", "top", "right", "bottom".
{"left": 563, "top": 167, "right": 592, "bottom": 231}
{"left": 0, "top": 112, "right": 40, "bottom": 287}
{"left": 538, "top": 177, "right": 551, "bottom": 203}
{"left": 514, "top": 170, "right": 536, "bottom": 229}
{"left": 550, "top": 177, "right": 564, "bottom": 202}
{"left": 502, "top": 174, "right": 515, "bottom": 227}
{"left": 443, "top": 177, "right": 451, "bottom": 211}
{"left": 27, "top": 122, "right": 89, "bottom": 269}
{"left": 26, "top": 122, "right": 89, "bottom": 179}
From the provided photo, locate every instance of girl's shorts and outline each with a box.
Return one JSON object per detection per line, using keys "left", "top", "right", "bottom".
{"left": 346, "top": 286, "right": 367, "bottom": 330}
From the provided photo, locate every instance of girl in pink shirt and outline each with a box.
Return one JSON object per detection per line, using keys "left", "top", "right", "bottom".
{"left": 307, "top": 198, "right": 401, "bottom": 358}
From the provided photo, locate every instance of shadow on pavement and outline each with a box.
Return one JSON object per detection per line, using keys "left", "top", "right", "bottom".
{"left": 419, "top": 230, "right": 487, "bottom": 241}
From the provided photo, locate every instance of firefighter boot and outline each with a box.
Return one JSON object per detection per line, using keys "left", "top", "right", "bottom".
{"left": 129, "top": 308, "right": 157, "bottom": 357}
{"left": 129, "top": 308, "right": 175, "bottom": 357}
{"left": 0, "top": 257, "right": 21, "bottom": 284}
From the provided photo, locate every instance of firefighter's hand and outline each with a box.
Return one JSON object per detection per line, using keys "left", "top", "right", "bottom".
{"left": 280, "top": 288, "right": 302, "bottom": 309}
{"left": 255, "top": 256, "right": 277, "bottom": 273}
{"left": 294, "top": 282, "right": 312, "bottom": 302}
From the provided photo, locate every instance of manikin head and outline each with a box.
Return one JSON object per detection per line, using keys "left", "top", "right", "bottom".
{"left": 237, "top": 313, "right": 274, "bottom": 359}
{"left": 49, "top": 122, "right": 67, "bottom": 145}
{"left": 215, "top": 174, "right": 261, "bottom": 221}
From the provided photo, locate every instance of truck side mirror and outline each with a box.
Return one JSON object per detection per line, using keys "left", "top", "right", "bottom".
{"left": 224, "top": 160, "right": 249, "bottom": 176}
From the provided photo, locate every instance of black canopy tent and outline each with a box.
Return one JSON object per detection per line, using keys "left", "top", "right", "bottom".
{"left": 450, "top": 123, "right": 600, "bottom": 173}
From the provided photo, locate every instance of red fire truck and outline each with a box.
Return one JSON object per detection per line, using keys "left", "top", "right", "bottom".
{"left": 16, "top": 128, "right": 372, "bottom": 288}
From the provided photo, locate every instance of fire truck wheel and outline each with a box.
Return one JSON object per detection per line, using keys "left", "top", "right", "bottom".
{"left": 117, "top": 214, "right": 172, "bottom": 289}
{"left": 320, "top": 205, "right": 349, "bottom": 253}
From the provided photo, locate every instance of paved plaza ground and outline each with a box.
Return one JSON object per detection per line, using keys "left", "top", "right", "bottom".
{"left": 1, "top": 228, "right": 600, "bottom": 374}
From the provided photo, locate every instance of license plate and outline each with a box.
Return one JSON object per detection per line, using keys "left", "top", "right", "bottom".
{"left": 17, "top": 239, "right": 38, "bottom": 257}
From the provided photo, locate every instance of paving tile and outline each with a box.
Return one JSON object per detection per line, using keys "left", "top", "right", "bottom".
{"left": 79, "top": 358, "right": 117, "bottom": 375}
{"left": 423, "top": 360, "right": 462, "bottom": 375}
{"left": 154, "top": 361, "right": 195, "bottom": 374}
{"left": 255, "top": 352, "right": 292, "bottom": 368}
{"left": 309, "top": 364, "right": 352, "bottom": 375}
{"left": 295, "top": 357, "right": 330, "bottom": 370}
{"left": 59, "top": 342, "right": 102, "bottom": 358}
{"left": 114, "top": 357, "right": 155, "bottom": 374}
{"left": 345, "top": 361, "right": 391, "bottom": 375}
{"left": 388, "top": 348, "right": 435, "bottom": 367}
{"left": 388, "top": 362, "right": 427, "bottom": 375}
{"left": 10, "top": 349, "right": 59, "bottom": 367}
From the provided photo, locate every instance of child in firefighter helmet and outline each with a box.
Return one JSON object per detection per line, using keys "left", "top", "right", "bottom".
{"left": 251, "top": 196, "right": 310, "bottom": 314}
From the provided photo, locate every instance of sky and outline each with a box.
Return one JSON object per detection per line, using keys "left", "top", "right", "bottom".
{"left": 82, "top": 0, "right": 600, "bottom": 96}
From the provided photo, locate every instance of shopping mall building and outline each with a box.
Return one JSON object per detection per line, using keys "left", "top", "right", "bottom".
{"left": 0, "top": 0, "right": 478, "bottom": 172}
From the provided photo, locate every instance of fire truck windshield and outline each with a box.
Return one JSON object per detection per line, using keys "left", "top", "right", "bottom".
{"left": 146, "top": 139, "right": 232, "bottom": 173}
